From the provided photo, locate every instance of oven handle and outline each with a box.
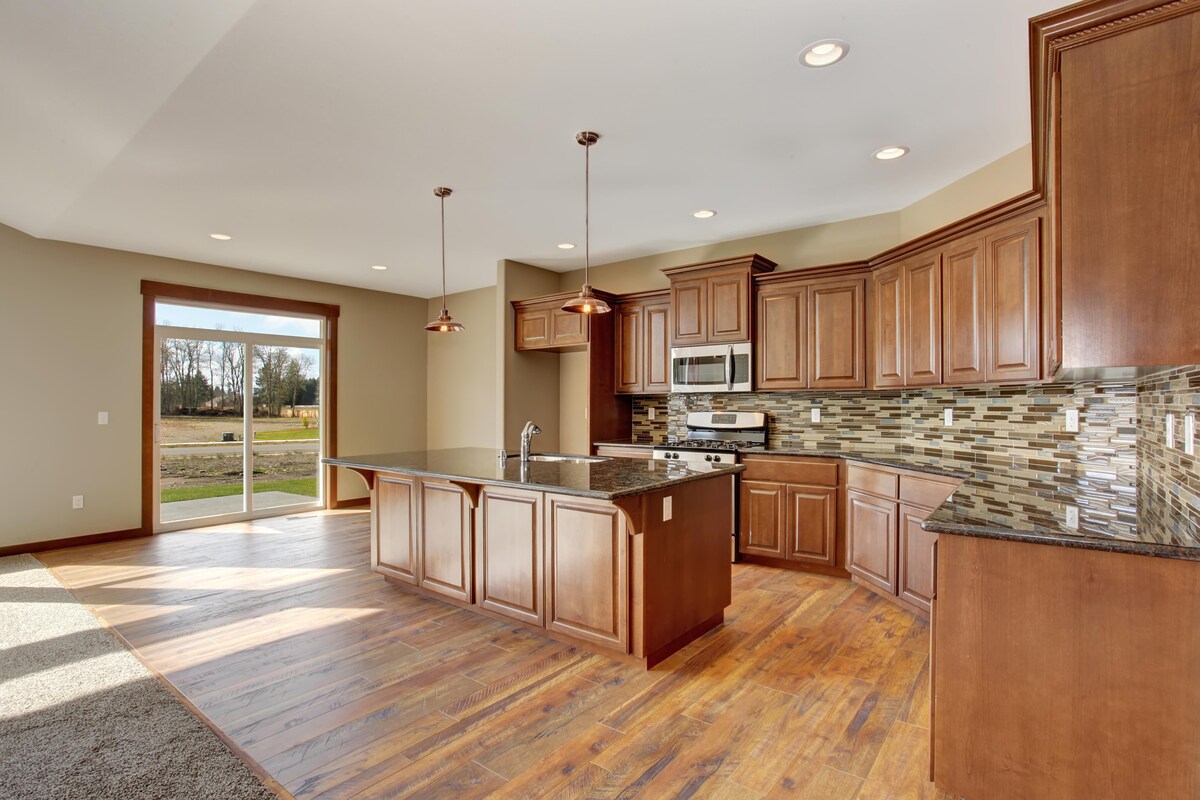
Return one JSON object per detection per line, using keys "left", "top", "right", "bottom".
{"left": 725, "top": 345, "right": 734, "bottom": 390}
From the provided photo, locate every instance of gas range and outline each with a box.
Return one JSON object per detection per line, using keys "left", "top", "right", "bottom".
{"left": 652, "top": 411, "right": 767, "bottom": 468}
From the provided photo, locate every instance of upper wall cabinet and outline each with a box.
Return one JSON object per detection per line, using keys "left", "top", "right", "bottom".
{"left": 614, "top": 291, "right": 671, "bottom": 395}
{"left": 1034, "top": 0, "right": 1200, "bottom": 370}
{"left": 513, "top": 291, "right": 619, "bottom": 351}
{"left": 663, "top": 254, "right": 776, "bottom": 346}
{"left": 869, "top": 256, "right": 944, "bottom": 389}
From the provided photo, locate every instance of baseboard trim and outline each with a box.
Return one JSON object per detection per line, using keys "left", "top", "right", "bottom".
{"left": 0, "top": 528, "right": 149, "bottom": 558}
{"left": 332, "top": 496, "right": 370, "bottom": 509}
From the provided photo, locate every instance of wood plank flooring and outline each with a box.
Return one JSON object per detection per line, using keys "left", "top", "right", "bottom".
{"left": 39, "top": 510, "right": 953, "bottom": 799}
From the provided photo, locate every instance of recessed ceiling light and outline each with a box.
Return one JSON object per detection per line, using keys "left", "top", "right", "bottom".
{"left": 371, "top": 265, "right": 388, "bottom": 271}
{"left": 557, "top": 243, "right": 576, "bottom": 249}
{"left": 209, "top": 233, "right": 232, "bottom": 240}
{"left": 800, "top": 39, "right": 849, "bottom": 68}
{"left": 692, "top": 210, "right": 717, "bottom": 219}
{"left": 872, "top": 146, "right": 910, "bottom": 161}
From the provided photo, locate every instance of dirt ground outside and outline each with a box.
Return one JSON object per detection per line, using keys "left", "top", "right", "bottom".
{"left": 160, "top": 416, "right": 313, "bottom": 444}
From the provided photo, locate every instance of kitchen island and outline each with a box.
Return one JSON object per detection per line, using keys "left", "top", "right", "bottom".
{"left": 324, "top": 449, "right": 743, "bottom": 667}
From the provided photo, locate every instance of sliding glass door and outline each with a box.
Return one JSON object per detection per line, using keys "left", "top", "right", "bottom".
{"left": 154, "top": 303, "right": 324, "bottom": 531}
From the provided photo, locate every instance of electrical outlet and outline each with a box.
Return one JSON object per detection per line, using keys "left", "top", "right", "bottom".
{"left": 663, "top": 496, "right": 672, "bottom": 522}
{"left": 97, "top": 411, "right": 109, "bottom": 425}
{"left": 1186, "top": 414, "right": 1196, "bottom": 457}
{"left": 1167, "top": 413, "right": 1176, "bottom": 449}
{"left": 72, "top": 495, "right": 84, "bottom": 510}
{"left": 944, "top": 408, "right": 954, "bottom": 426}
{"left": 1064, "top": 408, "right": 1079, "bottom": 433}
{"left": 648, "top": 407, "right": 656, "bottom": 421}
{"left": 811, "top": 407, "right": 821, "bottom": 424}
{"left": 1065, "top": 506, "right": 1079, "bottom": 530}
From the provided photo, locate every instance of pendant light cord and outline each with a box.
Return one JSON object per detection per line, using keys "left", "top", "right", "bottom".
{"left": 584, "top": 138, "right": 590, "bottom": 284}
{"left": 440, "top": 191, "right": 448, "bottom": 310}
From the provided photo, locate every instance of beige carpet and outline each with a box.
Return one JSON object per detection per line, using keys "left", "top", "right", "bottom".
{"left": 0, "top": 554, "right": 278, "bottom": 800}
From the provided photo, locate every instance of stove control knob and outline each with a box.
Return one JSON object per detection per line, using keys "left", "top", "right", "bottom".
{"left": 712, "top": 455, "right": 722, "bottom": 463}
{"left": 704, "top": 454, "right": 713, "bottom": 462}
{"left": 670, "top": 452, "right": 679, "bottom": 460}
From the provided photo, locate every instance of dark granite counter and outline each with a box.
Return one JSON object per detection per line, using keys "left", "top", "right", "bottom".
{"left": 737, "top": 442, "right": 1199, "bottom": 561}
{"left": 325, "top": 448, "right": 742, "bottom": 501}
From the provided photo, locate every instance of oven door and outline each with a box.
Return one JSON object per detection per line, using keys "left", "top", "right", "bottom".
{"left": 670, "top": 343, "right": 752, "bottom": 392}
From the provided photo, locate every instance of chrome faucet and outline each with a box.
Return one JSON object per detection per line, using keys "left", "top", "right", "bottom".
{"left": 520, "top": 421, "right": 542, "bottom": 462}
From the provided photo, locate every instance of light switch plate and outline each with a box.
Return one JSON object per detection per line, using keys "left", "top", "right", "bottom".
{"left": 1186, "top": 414, "right": 1196, "bottom": 456}
{"left": 1167, "top": 413, "right": 1176, "bottom": 449}
{"left": 648, "top": 407, "right": 656, "bottom": 421}
{"left": 663, "top": 496, "right": 673, "bottom": 522}
{"left": 1064, "top": 408, "right": 1079, "bottom": 433}
{"left": 811, "top": 407, "right": 821, "bottom": 424}
{"left": 944, "top": 408, "right": 954, "bottom": 426}
{"left": 1065, "top": 506, "right": 1079, "bottom": 530}
{"left": 98, "top": 411, "right": 109, "bottom": 425}
{"left": 72, "top": 495, "right": 84, "bottom": 510}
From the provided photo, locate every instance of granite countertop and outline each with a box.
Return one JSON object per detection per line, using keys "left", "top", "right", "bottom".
{"left": 325, "top": 448, "right": 743, "bottom": 500}
{"left": 740, "top": 442, "right": 1200, "bottom": 562}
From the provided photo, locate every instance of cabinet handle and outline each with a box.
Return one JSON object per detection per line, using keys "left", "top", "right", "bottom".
{"left": 725, "top": 344, "right": 734, "bottom": 390}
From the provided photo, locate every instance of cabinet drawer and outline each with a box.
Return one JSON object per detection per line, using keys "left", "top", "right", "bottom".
{"left": 741, "top": 456, "right": 838, "bottom": 487}
{"left": 847, "top": 464, "right": 899, "bottom": 498}
{"left": 596, "top": 445, "right": 653, "bottom": 461}
{"left": 899, "top": 475, "right": 959, "bottom": 511}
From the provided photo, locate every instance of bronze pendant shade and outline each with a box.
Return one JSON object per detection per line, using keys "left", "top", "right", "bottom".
{"left": 562, "top": 131, "right": 611, "bottom": 315}
{"left": 425, "top": 186, "right": 465, "bottom": 333}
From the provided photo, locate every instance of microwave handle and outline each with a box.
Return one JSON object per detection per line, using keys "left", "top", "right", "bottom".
{"left": 725, "top": 344, "right": 734, "bottom": 390}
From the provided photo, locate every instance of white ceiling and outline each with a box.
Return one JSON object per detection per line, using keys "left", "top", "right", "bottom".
{"left": 0, "top": 0, "right": 1061, "bottom": 299}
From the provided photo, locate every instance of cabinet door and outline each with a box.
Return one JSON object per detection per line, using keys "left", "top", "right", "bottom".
{"left": 738, "top": 480, "right": 787, "bottom": 559}
{"left": 708, "top": 272, "right": 751, "bottom": 342}
{"left": 905, "top": 253, "right": 943, "bottom": 386}
{"left": 374, "top": 474, "right": 419, "bottom": 584}
{"left": 545, "top": 495, "right": 628, "bottom": 652}
{"left": 477, "top": 487, "right": 543, "bottom": 626}
{"left": 549, "top": 308, "right": 588, "bottom": 347}
{"left": 871, "top": 264, "right": 905, "bottom": 388}
{"left": 985, "top": 219, "right": 1040, "bottom": 383}
{"left": 671, "top": 277, "right": 708, "bottom": 345}
{"left": 643, "top": 301, "right": 672, "bottom": 393}
{"left": 942, "top": 237, "right": 987, "bottom": 384}
{"left": 898, "top": 504, "right": 937, "bottom": 615}
{"left": 847, "top": 490, "right": 898, "bottom": 595}
{"left": 785, "top": 484, "right": 837, "bottom": 566}
{"left": 614, "top": 303, "right": 642, "bottom": 394}
{"left": 756, "top": 285, "right": 807, "bottom": 391}
{"left": 419, "top": 480, "right": 473, "bottom": 603}
{"left": 809, "top": 278, "right": 866, "bottom": 389}
{"left": 515, "top": 308, "right": 551, "bottom": 350}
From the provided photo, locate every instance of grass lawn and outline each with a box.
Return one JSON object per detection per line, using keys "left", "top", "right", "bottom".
{"left": 161, "top": 477, "right": 318, "bottom": 503}
{"left": 254, "top": 428, "right": 320, "bottom": 441}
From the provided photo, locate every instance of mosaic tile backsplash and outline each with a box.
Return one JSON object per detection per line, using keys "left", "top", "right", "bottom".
{"left": 631, "top": 371, "right": 1200, "bottom": 542}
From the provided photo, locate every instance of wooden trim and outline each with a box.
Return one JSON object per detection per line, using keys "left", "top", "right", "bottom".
{"left": 140, "top": 293, "right": 155, "bottom": 534}
{"left": 738, "top": 552, "right": 851, "bottom": 579}
{"left": 0, "top": 528, "right": 150, "bottom": 558}
{"left": 660, "top": 253, "right": 777, "bottom": 278}
{"left": 510, "top": 289, "right": 621, "bottom": 310}
{"left": 140, "top": 279, "right": 340, "bottom": 318}
{"left": 331, "top": 496, "right": 370, "bottom": 510}
{"left": 325, "top": 314, "right": 339, "bottom": 509}
{"left": 38, "top": 561, "right": 297, "bottom": 800}
{"left": 614, "top": 288, "right": 670, "bottom": 304}
{"left": 754, "top": 260, "right": 870, "bottom": 286}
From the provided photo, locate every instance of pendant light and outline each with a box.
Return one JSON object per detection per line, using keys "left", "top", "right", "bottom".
{"left": 561, "top": 131, "right": 611, "bottom": 315}
{"left": 424, "top": 186, "right": 465, "bottom": 333}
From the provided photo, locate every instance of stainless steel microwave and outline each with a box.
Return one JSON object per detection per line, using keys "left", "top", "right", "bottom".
{"left": 670, "top": 343, "right": 753, "bottom": 393}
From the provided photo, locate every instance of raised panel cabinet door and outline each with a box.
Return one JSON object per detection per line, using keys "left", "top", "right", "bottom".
{"left": 708, "top": 272, "right": 751, "bottom": 342}
{"left": 905, "top": 253, "right": 943, "bottom": 386}
{"left": 477, "top": 487, "right": 543, "bottom": 626}
{"left": 545, "top": 495, "right": 628, "bottom": 651}
{"left": 614, "top": 303, "right": 643, "bottom": 394}
{"left": 985, "top": 219, "right": 1040, "bottom": 383}
{"left": 809, "top": 278, "right": 866, "bottom": 389}
{"left": 643, "top": 301, "right": 672, "bottom": 393}
{"left": 898, "top": 504, "right": 937, "bottom": 615}
{"left": 419, "top": 480, "right": 473, "bottom": 603}
{"left": 549, "top": 308, "right": 588, "bottom": 347}
{"left": 738, "top": 480, "right": 786, "bottom": 559}
{"left": 846, "top": 489, "right": 898, "bottom": 595}
{"left": 671, "top": 277, "right": 708, "bottom": 345}
{"left": 785, "top": 484, "right": 837, "bottom": 566}
{"left": 374, "top": 474, "right": 419, "bottom": 584}
{"left": 515, "top": 308, "right": 551, "bottom": 350}
{"left": 942, "top": 238, "right": 987, "bottom": 384}
{"left": 871, "top": 264, "right": 905, "bottom": 388}
{"left": 756, "top": 285, "right": 807, "bottom": 391}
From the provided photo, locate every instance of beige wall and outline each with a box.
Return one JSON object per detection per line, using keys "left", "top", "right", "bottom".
{"left": 496, "top": 259, "right": 562, "bottom": 452}
{"left": 426, "top": 286, "right": 499, "bottom": 449}
{"left": 0, "top": 223, "right": 428, "bottom": 549}
{"left": 898, "top": 144, "right": 1032, "bottom": 241}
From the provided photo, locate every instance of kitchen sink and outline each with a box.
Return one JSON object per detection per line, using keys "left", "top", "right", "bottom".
{"left": 525, "top": 453, "right": 611, "bottom": 464}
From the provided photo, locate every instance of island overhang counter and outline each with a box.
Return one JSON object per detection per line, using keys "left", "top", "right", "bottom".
{"left": 324, "top": 448, "right": 744, "bottom": 667}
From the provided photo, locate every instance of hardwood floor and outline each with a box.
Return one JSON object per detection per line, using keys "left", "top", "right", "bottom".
{"left": 38, "top": 510, "right": 952, "bottom": 799}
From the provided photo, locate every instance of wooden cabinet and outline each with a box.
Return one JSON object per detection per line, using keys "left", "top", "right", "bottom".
{"left": 545, "top": 494, "right": 628, "bottom": 651}
{"left": 845, "top": 463, "right": 960, "bottom": 616}
{"left": 549, "top": 308, "right": 588, "bottom": 348}
{"left": 613, "top": 292, "right": 671, "bottom": 395}
{"left": 663, "top": 255, "right": 775, "bottom": 346}
{"left": 738, "top": 456, "right": 841, "bottom": 572}
{"left": 870, "top": 264, "right": 905, "bottom": 388}
{"left": 374, "top": 473, "right": 419, "bottom": 585}
{"left": 515, "top": 307, "right": 551, "bottom": 350}
{"left": 1041, "top": 2, "right": 1200, "bottom": 370}
{"left": 753, "top": 274, "right": 865, "bottom": 391}
{"left": 756, "top": 284, "right": 808, "bottom": 390}
{"left": 594, "top": 444, "right": 653, "bottom": 460}
{"left": 869, "top": 252, "right": 943, "bottom": 389}
{"left": 942, "top": 237, "right": 987, "bottom": 384}
{"left": 476, "top": 486, "right": 543, "bottom": 626}
{"left": 512, "top": 291, "right": 618, "bottom": 351}
{"left": 984, "top": 218, "right": 1040, "bottom": 383}
{"left": 419, "top": 480, "right": 473, "bottom": 603}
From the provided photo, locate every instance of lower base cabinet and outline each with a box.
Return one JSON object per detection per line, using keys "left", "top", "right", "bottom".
{"left": 846, "top": 490, "right": 898, "bottom": 594}
{"left": 738, "top": 456, "right": 842, "bottom": 572}
{"left": 419, "top": 480, "right": 473, "bottom": 603}
{"left": 545, "top": 494, "right": 628, "bottom": 651}
{"left": 477, "top": 486, "right": 543, "bottom": 626}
